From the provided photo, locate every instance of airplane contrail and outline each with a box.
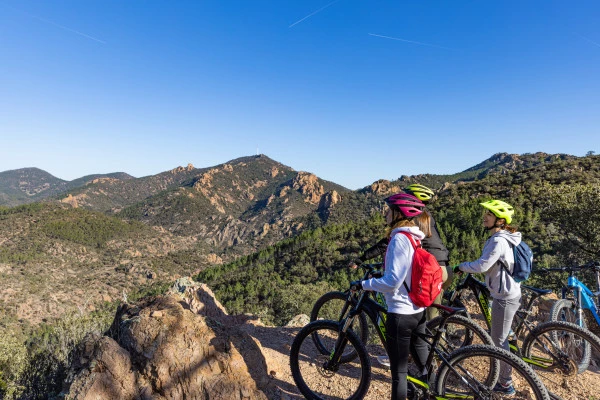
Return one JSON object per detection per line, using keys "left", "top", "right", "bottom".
{"left": 577, "top": 33, "right": 600, "bottom": 48}
{"left": 289, "top": 0, "right": 343, "bottom": 28}
{"left": 368, "top": 33, "right": 453, "bottom": 50}
{"left": 8, "top": 6, "right": 106, "bottom": 44}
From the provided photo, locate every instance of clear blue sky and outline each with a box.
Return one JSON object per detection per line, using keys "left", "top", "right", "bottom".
{"left": 1, "top": 1, "right": 598, "bottom": 189}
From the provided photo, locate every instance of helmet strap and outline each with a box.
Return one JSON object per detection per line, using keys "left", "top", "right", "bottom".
{"left": 485, "top": 216, "right": 499, "bottom": 231}
{"left": 486, "top": 217, "right": 505, "bottom": 231}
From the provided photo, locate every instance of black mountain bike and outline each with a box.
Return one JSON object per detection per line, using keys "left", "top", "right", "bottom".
{"left": 309, "top": 263, "right": 380, "bottom": 362}
{"left": 310, "top": 263, "right": 494, "bottom": 363}
{"left": 444, "top": 272, "right": 600, "bottom": 400}
{"left": 291, "top": 281, "right": 550, "bottom": 400}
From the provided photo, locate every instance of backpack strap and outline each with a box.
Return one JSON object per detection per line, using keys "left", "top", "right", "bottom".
{"left": 498, "top": 239, "right": 515, "bottom": 293}
{"left": 396, "top": 231, "right": 419, "bottom": 293}
{"left": 499, "top": 238, "right": 515, "bottom": 271}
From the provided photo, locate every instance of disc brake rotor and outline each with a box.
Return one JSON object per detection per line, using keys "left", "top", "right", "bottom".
{"left": 316, "top": 355, "right": 337, "bottom": 378}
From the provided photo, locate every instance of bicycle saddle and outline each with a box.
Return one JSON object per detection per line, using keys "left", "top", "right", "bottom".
{"left": 521, "top": 285, "right": 553, "bottom": 296}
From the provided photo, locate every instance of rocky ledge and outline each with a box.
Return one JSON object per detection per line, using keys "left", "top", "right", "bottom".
{"left": 63, "top": 280, "right": 285, "bottom": 400}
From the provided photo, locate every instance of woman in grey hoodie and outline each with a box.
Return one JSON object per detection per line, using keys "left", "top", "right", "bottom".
{"left": 455, "top": 199, "right": 522, "bottom": 396}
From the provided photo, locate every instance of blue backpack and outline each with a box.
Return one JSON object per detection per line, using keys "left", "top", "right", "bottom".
{"left": 502, "top": 241, "right": 533, "bottom": 283}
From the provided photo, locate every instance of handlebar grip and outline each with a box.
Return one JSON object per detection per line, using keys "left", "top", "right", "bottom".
{"left": 361, "top": 262, "right": 383, "bottom": 271}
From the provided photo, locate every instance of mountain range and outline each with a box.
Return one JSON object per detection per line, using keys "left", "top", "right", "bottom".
{"left": 0, "top": 152, "right": 596, "bottom": 330}
{"left": 2, "top": 151, "right": 600, "bottom": 398}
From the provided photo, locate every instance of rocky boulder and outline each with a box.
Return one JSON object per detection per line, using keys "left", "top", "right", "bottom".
{"left": 64, "top": 282, "right": 274, "bottom": 399}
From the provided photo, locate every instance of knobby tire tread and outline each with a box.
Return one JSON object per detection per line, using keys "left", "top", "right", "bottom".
{"left": 290, "top": 320, "right": 371, "bottom": 400}
{"left": 310, "top": 291, "right": 369, "bottom": 363}
{"left": 522, "top": 320, "right": 600, "bottom": 374}
{"left": 435, "top": 344, "right": 550, "bottom": 400}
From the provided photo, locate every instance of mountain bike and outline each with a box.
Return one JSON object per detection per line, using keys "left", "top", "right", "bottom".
{"left": 290, "top": 281, "right": 550, "bottom": 400}
{"left": 444, "top": 272, "right": 600, "bottom": 400}
{"left": 309, "top": 263, "right": 381, "bottom": 363}
{"left": 310, "top": 263, "right": 493, "bottom": 363}
{"left": 543, "top": 261, "right": 600, "bottom": 373}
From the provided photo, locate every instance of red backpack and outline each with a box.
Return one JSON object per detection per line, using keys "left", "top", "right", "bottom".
{"left": 394, "top": 231, "right": 443, "bottom": 307}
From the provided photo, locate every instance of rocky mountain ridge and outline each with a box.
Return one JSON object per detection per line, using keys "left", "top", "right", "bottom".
{"left": 360, "top": 152, "right": 576, "bottom": 194}
{"left": 0, "top": 168, "right": 134, "bottom": 207}
{"left": 115, "top": 156, "right": 350, "bottom": 256}
{"left": 1, "top": 152, "right": 571, "bottom": 209}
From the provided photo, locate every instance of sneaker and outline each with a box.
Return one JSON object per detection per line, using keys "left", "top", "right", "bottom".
{"left": 376, "top": 355, "right": 391, "bottom": 368}
{"left": 492, "top": 381, "right": 516, "bottom": 396}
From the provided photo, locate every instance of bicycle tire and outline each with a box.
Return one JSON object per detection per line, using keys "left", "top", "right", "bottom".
{"left": 522, "top": 320, "right": 600, "bottom": 375}
{"left": 550, "top": 299, "right": 587, "bottom": 328}
{"left": 549, "top": 299, "right": 592, "bottom": 372}
{"left": 435, "top": 344, "right": 550, "bottom": 400}
{"left": 427, "top": 314, "right": 494, "bottom": 352}
{"left": 548, "top": 391, "right": 565, "bottom": 400}
{"left": 310, "top": 291, "right": 370, "bottom": 363}
{"left": 290, "top": 320, "right": 371, "bottom": 400}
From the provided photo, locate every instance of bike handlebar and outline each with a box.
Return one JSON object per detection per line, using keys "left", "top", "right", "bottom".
{"left": 532, "top": 260, "right": 600, "bottom": 274}
{"left": 357, "top": 262, "right": 383, "bottom": 271}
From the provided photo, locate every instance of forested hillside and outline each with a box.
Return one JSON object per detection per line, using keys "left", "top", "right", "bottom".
{"left": 197, "top": 154, "right": 600, "bottom": 326}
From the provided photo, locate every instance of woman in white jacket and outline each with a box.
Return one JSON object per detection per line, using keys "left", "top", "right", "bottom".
{"left": 455, "top": 199, "right": 522, "bottom": 396}
{"left": 353, "top": 192, "right": 429, "bottom": 400}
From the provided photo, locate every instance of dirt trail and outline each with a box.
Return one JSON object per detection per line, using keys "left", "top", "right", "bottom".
{"left": 240, "top": 318, "right": 600, "bottom": 400}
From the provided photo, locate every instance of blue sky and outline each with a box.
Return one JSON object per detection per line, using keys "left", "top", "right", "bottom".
{"left": 1, "top": 1, "right": 599, "bottom": 189}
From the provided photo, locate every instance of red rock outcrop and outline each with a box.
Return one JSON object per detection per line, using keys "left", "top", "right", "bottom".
{"left": 171, "top": 163, "right": 195, "bottom": 174}
{"left": 292, "top": 172, "right": 324, "bottom": 204}
{"left": 369, "top": 179, "right": 401, "bottom": 196}
{"left": 65, "top": 282, "right": 274, "bottom": 399}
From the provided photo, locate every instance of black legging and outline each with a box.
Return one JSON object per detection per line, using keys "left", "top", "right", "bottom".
{"left": 386, "top": 311, "right": 429, "bottom": 400}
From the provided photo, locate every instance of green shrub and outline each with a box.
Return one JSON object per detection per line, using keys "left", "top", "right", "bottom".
{"left": 0, "top": 332, "right": 27, "bottom": 398}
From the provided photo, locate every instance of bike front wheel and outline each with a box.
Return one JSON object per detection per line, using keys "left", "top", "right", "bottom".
{"left": 549, "top": 298, "right": 591, "bottom": 372}
{"left": 550, "top": 299, "right": 586, "bottom": 327}
{"left": 290, "top": 320, "right": 371, "bottom": 400}
{"left": 310, "top": 291, "right": 370, "bottom": 363}
{"left": 435, "top": 344, "right": 550, "bottom": 400}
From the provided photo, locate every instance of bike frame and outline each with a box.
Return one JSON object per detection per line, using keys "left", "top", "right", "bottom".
{"left": 448, "top": 274, "right": 560, "bottom": 370}
{"left": 335, "top": 290, "right": 486, "bottom": 399}
{"left": 562, "top": 270, "right": 600, "bottom": 327}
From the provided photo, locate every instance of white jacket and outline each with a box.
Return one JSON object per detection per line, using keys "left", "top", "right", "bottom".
{"left": 362, "top": 226, "right": 426, "bottom": 314}
{"left": 458, "top": 230, "right": 522, "bottom": 300}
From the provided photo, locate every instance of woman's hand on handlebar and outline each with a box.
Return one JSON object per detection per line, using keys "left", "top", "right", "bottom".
{"left": 350, "top": 280, "right": 363, "bottom": 292}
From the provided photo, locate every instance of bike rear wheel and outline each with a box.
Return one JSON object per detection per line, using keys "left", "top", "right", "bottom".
{"left": 522, "top": 320, "right": 600, "bottom": 397}
{"left": 310, "top": 291, "right": 370, "bottom": 363}
{"left": 290, "top": 320, "right": 371, "bottom": 400}
{"left": 435, "top": 344, "right": 550, "bottom": 400}
{"left": 427, "top": 314, "right": 494, "bottom": 353}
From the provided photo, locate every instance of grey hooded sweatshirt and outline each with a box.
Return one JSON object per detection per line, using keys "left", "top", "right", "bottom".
{"left": 458, "top": 230, "right": 522, "bottom": 300}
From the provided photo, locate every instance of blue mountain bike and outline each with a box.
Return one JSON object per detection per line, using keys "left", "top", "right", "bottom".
{"left": 545, "top": 260, "right": 600, "bottom": 372}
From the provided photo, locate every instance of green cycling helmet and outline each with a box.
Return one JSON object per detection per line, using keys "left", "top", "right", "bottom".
{"left": 404, "top": 184, "right": 435, "bottom": 202}
{"left": 480, "top": 199, "right": 514, "bottom": 224}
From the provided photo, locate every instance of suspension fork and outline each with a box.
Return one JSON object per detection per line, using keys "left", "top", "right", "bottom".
{"left": 564, "top": 283, "right": 585, "bottom": 327}
{"left": 329, "top": 292, "right": 367, "bottom": 365}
